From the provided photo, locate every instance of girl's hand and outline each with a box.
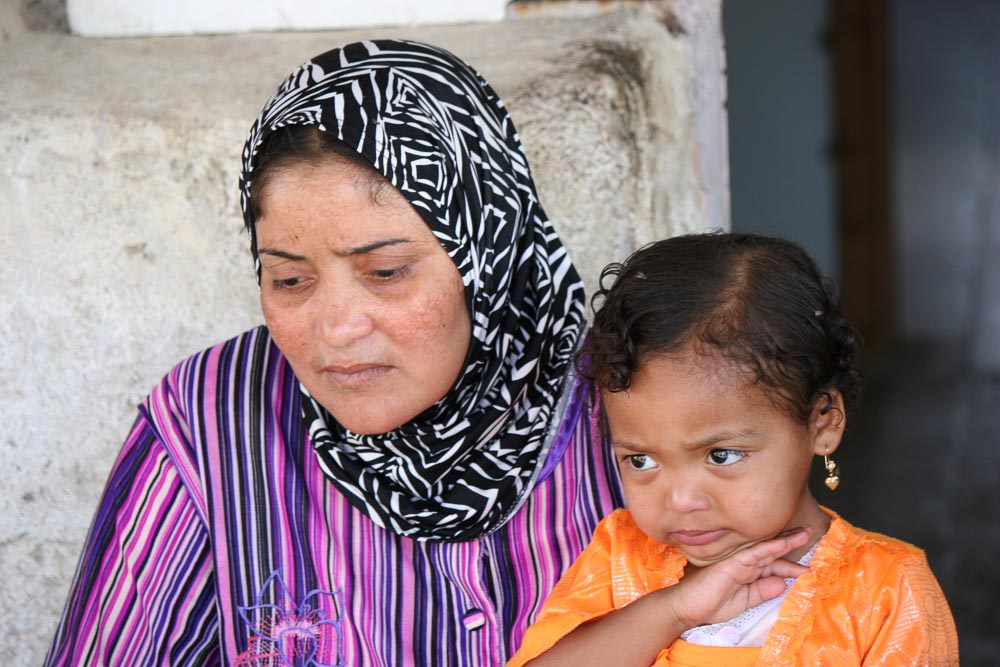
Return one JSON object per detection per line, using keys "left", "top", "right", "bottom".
{"left": 666, "top": 526, "right": 812, "bottom": 629}
{"left": 523, "top": 527, "right": 812, "bottom": 667}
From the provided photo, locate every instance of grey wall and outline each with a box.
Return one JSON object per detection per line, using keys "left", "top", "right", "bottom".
{"left": 724, "top": 0, "right": 836, "bottom": 276}
{"left": 725, "top": 0, "right": 1000, "bottom": 370}
{"left": 891, "top": 0, "right": 1000, "bottom": 370}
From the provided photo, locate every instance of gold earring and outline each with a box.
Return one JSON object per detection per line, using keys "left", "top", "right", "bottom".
{"left": 824, "top": 454, "right": 840, "bottom": 491}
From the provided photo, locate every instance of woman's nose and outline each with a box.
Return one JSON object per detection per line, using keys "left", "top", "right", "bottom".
{"left": 315, "top": 282, "right": 376, "bottom": 347}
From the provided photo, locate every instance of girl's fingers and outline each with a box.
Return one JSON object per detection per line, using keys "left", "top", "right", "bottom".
{"left": 780, "top": 526, "right": 812, "bottom": 548}
{"left": 764, "top": 560, "right": 809, "bottom": 579}
{"left": 742, "top": 526, "right": 812, "bottom": 565}
{"left": 747, "top": 575, "right": 792, "bottom": 605}
{"left": 678, "top": 526, "right": 815, "bottom": 627}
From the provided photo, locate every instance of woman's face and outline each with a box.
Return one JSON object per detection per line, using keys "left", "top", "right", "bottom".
{"left": 603, "top": 350, "right": 841, "bottom": 567}
{"left": 254, "top": 159, "right": 471, "bottom": 435}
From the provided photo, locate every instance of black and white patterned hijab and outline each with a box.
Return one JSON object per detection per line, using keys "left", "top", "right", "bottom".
{"left": 239, "top": 40, "right": 586, "bottom": 542}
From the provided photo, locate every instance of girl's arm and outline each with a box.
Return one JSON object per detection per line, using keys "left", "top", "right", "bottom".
{"left": 525, "top": 528, "right": 811, "bottom": 667}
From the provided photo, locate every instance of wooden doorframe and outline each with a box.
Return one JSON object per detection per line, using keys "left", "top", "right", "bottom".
{"left": 831, "top": 0, "right": 893, "bottom": 355}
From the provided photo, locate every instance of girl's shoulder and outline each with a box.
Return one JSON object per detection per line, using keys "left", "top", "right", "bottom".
{"left": 825, "top": 512, "right": 927, "bottom": 559}
{"left": 815, "top": 511, "right": 936, "bottom": 586}
{"left": 598, "top": 508, "right": 650, "bottom": 538}
{"left": 597, "top": 509, "right": 679, "bottom": 560}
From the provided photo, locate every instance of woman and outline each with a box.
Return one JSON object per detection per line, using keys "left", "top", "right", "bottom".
{"left": 46, "top": 40, "right": 622, "bottom": 665}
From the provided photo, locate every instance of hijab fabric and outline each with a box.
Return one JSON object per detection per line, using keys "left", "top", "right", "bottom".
{"left": 238, "top": 40, "right": 586, "bottom": 542}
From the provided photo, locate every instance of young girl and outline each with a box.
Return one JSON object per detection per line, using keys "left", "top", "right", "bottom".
{"left": 508, "top": 233, "right": 959, "bottom": 666}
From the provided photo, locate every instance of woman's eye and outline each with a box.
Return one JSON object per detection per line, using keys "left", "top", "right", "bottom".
{"left": 369, "top": 265, "right": 411, "bottom": 283}
{"left": 707, "top": 449, "right": 746, "bottom": 466}
{"left": 272, "top": 277, "right": 304, "bottom": 291}
{"left": 626, "top": 454, "right": 657, "bottom": 471}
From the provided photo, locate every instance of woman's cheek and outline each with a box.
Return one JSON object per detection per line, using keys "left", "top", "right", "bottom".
{"left": 399, "top": 299, "right": 450, "bottom": 346}
{"left": 262, "top": 301, "right": 307, "bottom": 356}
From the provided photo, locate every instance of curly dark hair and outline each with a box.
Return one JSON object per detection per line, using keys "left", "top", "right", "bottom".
{"left": 579, "top": 232, "right": 863, "bottom": 424}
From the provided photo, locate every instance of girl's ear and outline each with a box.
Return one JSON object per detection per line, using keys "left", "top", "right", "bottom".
{"left": 810, "top": 389, "right": 846, "bottom": 456}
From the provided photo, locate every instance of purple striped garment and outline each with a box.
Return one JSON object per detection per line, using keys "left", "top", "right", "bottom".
{"left": 45, "top": 326, "right": 623, "bottom": 666}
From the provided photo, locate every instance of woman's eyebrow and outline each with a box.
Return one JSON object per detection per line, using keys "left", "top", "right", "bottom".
{"left": 339, "top": 238, "right": 413, "bottom": 256}
{"left": 257, "top": 238, "right": 413, "bottom": 261}
{"left": 258, "top": 248, "right": 306, "bottom": 261}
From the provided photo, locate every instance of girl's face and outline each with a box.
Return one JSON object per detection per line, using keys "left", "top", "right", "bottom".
{"left": 255, "top": 159, "right": 471, "bottom": 435}
{"left": 602, "top": 350, "right": 843, "bottom": 567}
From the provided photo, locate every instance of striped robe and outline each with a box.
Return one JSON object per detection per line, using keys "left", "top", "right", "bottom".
{"left": 45, "top": 326, "right": 623, "bottom": 666}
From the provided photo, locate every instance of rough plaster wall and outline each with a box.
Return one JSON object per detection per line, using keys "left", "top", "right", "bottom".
{"left": 0, "top": 4, "right": 726, "bottom": 661}
{"left": 20, "top": 0, "right": 67, "bottom": 31}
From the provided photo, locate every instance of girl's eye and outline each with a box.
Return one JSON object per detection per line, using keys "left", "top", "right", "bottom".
{"left": 626, "top": 454, "right": 657, "bottom": 471}
{"left": 707, "top": 449, "right": 746, "bottom": 466}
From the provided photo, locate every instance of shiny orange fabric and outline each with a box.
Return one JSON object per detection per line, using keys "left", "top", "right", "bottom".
{"left": 507, "top": 508, "right": 958, "bottom": 667}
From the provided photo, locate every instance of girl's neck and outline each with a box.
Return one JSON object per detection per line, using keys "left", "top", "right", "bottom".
{"left": 785, "top": 497, "right": 831, "bottom": 562}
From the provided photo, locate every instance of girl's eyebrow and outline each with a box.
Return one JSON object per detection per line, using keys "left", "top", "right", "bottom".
{"left": 683, "top": 429, "right": 759, "bottom": 450}
{"left": 610, "top": 440, "right": 654, "bottom": 453}
{"left": 611, "top": 430, "right": 759, "bottom": 453}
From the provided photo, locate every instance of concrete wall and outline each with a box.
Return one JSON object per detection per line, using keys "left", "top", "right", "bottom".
{"left": 66, "top": 0, "right": 508, "bottom": 36}
{"left": 0, "top": 2, "right": 727, "bottom": 661}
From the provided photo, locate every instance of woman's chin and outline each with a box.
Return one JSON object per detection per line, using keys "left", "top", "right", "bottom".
{"left": 334, "top": 412, "right": 407, "bottom": 435}
{"left": 305, "top": 382, "right": 417, "bottom": 435}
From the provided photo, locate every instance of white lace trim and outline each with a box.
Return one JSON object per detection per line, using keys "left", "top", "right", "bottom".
{"left": 680, "top": 541, "right": 820, "bottom": 647}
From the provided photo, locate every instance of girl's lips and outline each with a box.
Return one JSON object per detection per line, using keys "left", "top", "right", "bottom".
{"left": 669, "top": 529, "right": 729, "bottom": 547}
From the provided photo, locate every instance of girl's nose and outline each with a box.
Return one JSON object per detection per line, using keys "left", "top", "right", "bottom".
{"left": 665, "top": 477, "right": 711, "bottom": 513}
{"left": 316, "top": 282, "right": 376, "bottom": 348}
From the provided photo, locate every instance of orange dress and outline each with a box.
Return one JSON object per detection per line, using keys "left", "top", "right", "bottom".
{"left": 507, "top": 509, "right": 958, "bottom": 667}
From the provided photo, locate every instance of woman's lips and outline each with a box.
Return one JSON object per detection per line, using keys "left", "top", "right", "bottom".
{"left": 323, "top": 364, "right": 392, "bottom": 388}
{"left": 669, "top": 529, "right": 729, "bottom": 547}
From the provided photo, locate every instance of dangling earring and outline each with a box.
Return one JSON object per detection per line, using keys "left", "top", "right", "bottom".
{"left": 824, "top": 453, "right": 840, "bottom": 490}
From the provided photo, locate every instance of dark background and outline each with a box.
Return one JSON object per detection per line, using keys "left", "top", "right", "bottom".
{"left": 727, "top": 1, "right": 1000, "bottom": 664}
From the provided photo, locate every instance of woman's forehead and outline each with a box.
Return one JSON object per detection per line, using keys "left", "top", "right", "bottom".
{"left": 254, "top": 161, "right": 439, "bottom": 247}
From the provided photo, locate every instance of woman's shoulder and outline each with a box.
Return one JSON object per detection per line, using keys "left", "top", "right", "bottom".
{"left": 162, "top": 325, "right": 286, "bottom": 390}
{"left": 141, "top": 325, "right": 299, "bottom": 456}
{"left": 145, "top": 326, "right": 294, "bottom": 421}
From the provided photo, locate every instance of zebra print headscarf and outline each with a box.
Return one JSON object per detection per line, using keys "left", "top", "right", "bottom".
{"left": 238, "top": 40, "right": 587, "bottom": 542}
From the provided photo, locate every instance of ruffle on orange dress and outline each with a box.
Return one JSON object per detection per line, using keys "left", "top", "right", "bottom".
{"left": 507, "top": 508, "right": 958, "bottom": 667}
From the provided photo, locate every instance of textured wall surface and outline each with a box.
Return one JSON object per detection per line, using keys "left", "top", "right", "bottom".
{"left": 0, "top": 4, "right": 725, "bottom": 661}
{"left": 66, "top": 0, "right": 508, "bottom": 37}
